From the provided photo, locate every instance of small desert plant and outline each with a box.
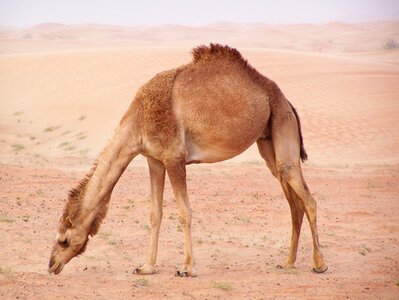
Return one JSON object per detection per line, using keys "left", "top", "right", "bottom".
{"left": 11, "top": 144, "right": 25, "bottom": 152}
{"left": 65, "top": 145, "right": 76, "bottom": 151}
{"left": 0, "top": 214, "right": 14, "bottom": 223}
{"left": 22, "top": 33, "right": 33, "bottom": 39}
{"left": 0, "top": 267, "right": 14, "bottom": 279}
{"left": 98, "top": 231, "right": 111, "bottom": 239}
{"left": 35, "top": 189, "right": 44, "bottom": 196}
{"left": 359, "top": 247, "right": 371, "bottom": 256}
{"left": 142, "top": 224, "right": 151, "bottom": 232}
{"left": 195, "top": 237, "right": 203, "bottom": 244}
{"left": 383, "top": 38, "right": 398, "bottom": 50}
{"left": 212, "top": 281, "right": 232, "bottom": 291}
{"left": 44, "top": 125, "right": 61, "bottom": 133}
{"left": 285, "top": 268, "right": 300, "bottom": 275}
{"left": 133, "top": 278, "right": 149, "bottom": 286}
{"left": 58, "top": 141, "right": 69, "bottom": 148}
{"left": 235, "top": 215, "right": 251, "bottom": 223}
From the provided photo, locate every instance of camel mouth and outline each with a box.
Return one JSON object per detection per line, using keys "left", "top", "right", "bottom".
{"left": 48, "top": 258, "right": 65, "bottom": 275}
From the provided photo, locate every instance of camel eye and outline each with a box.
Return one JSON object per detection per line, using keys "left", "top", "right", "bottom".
{"left": 58, "top": 237, "right": 69, "bottom": 248}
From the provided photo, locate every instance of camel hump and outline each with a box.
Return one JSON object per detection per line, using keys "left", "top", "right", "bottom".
{"left": 192, "top": 43, "right": 247, "bottom": 65}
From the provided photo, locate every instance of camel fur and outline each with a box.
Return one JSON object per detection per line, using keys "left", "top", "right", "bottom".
{"left": 49, "top": 44, "right": 327, "bottom": 276}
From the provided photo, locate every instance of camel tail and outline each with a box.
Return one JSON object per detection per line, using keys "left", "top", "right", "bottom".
{"left": 287, "top": 101, "right": 308, "bottom": 162}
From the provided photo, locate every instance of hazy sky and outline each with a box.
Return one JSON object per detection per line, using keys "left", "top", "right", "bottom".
{"left": 0, "top": 0, "right": 398, "bottom": 27}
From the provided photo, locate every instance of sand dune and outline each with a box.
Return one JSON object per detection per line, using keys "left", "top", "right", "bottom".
{"left": 0, "top": 46, "right": 398, "bottom": 166}
{"left": 1, "top": 21, "right": 398, "bottom": 54}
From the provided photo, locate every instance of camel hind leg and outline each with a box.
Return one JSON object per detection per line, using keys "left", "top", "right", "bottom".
{"left": 257, "top": 139, "right": 305, "bottom": 269}
{"left": 269, "top": 109, "right": 327, "bottom": 273}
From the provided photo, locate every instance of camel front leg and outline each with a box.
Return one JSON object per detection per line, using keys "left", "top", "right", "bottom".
{"left": 134, "top": 157, "right": 166, "bottom": 275}
{"left": 165, "top": 158, "right": 195, "bottom": 277}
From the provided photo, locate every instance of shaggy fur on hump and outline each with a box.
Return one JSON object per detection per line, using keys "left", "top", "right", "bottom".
{"left": 192, "top": 43, "right": 261, "bottom": 78}
{"left": 192, "top": 44, "right": 281, "bottom": 99}
{"left": 60, "top": 161, "right": 108, "bottom": 238}
{"left": 192, "top": 43, "right": 244, "bottom": 63}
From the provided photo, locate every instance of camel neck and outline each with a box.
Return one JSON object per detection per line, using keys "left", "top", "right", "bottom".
{"left": 78, "top": 122, "right": 139, "bottom": 232}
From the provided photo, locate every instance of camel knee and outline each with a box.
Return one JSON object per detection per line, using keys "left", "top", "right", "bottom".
{"left": 305, "top": 200, "right": 317, "bottom": 221}
{"left": 150, "top": 209, "right": 162, "bottom": 228}
{"left": 177, "top": 207, "right": 192, "bottom": 228}
{"left": 277, "top": 164, "right": 297, "bottom": 182}
{"left": 300, "top": 193, "right": 317, "bottom": 214}
{"left": 307, "top": 198, "right": 317, "bottom": 211}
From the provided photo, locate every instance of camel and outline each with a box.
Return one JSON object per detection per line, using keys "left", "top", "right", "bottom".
{"left": 48, "top": 44, "right": 327, "bottom": 277}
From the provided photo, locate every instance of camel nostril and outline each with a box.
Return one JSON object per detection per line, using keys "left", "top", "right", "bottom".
{"left": 49, "top": 258, "right": 55, "bottom": 269}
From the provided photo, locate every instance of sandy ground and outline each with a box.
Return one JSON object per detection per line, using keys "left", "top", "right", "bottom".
{"left": 0, "top": 162, "right": 398, "bottom": 299}
{"left": 1, "top": 22, "right": 399, "bottom": 299}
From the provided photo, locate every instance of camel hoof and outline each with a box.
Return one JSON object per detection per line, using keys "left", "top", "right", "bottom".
{"left": 276, "top": 263, "right": 295, "bottom": 270}
{"left": 175, "top": 270, "right": 196, "bottom": 277}
{"left": 133, "top": 265, "right": 155, "bottom": 275}
{"left": 175, "top": 270, "right": 188, "bottom": 277}
{"left": 312, "top": 265, "right": 328, "bottom": 274}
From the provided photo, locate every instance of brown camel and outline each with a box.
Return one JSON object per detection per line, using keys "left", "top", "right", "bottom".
{"left": 48, "top": 44, "right": 327, "bottom": 277}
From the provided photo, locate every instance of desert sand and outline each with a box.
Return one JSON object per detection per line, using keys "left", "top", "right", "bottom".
{"left": 0, "top": 22, "right": 398, "bottom": 299}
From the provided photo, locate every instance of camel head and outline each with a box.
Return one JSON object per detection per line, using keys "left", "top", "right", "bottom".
{"left": 48, "top": 212, "right": 90, "bottom": 275}
{"left": 48, "top": 165, "right": 107, "bottom": 275}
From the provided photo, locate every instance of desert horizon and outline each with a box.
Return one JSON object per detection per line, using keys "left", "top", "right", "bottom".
{"left": 1, "top": 18, "right": 398, "bottom": 299}
{"left": 1, "top": 21, "right": 399, "bottom": 54}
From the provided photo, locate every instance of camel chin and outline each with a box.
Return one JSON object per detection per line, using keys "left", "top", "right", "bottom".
{"left": 48, "top": 244, "right": 76, "bottom": 275}
{"left": 48, "top": 258, "right": 65, "bottom": 275}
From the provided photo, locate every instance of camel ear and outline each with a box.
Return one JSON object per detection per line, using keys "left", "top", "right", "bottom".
{"left": 66, "top": 216, "right": 73, "bottom": 228}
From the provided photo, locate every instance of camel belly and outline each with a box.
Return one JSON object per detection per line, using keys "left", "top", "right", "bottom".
{"left": 183, "top": 106, "right": 269, "bottom": 164}
{"left": 185, "top": 144, "right": 250, "bottom": 164}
